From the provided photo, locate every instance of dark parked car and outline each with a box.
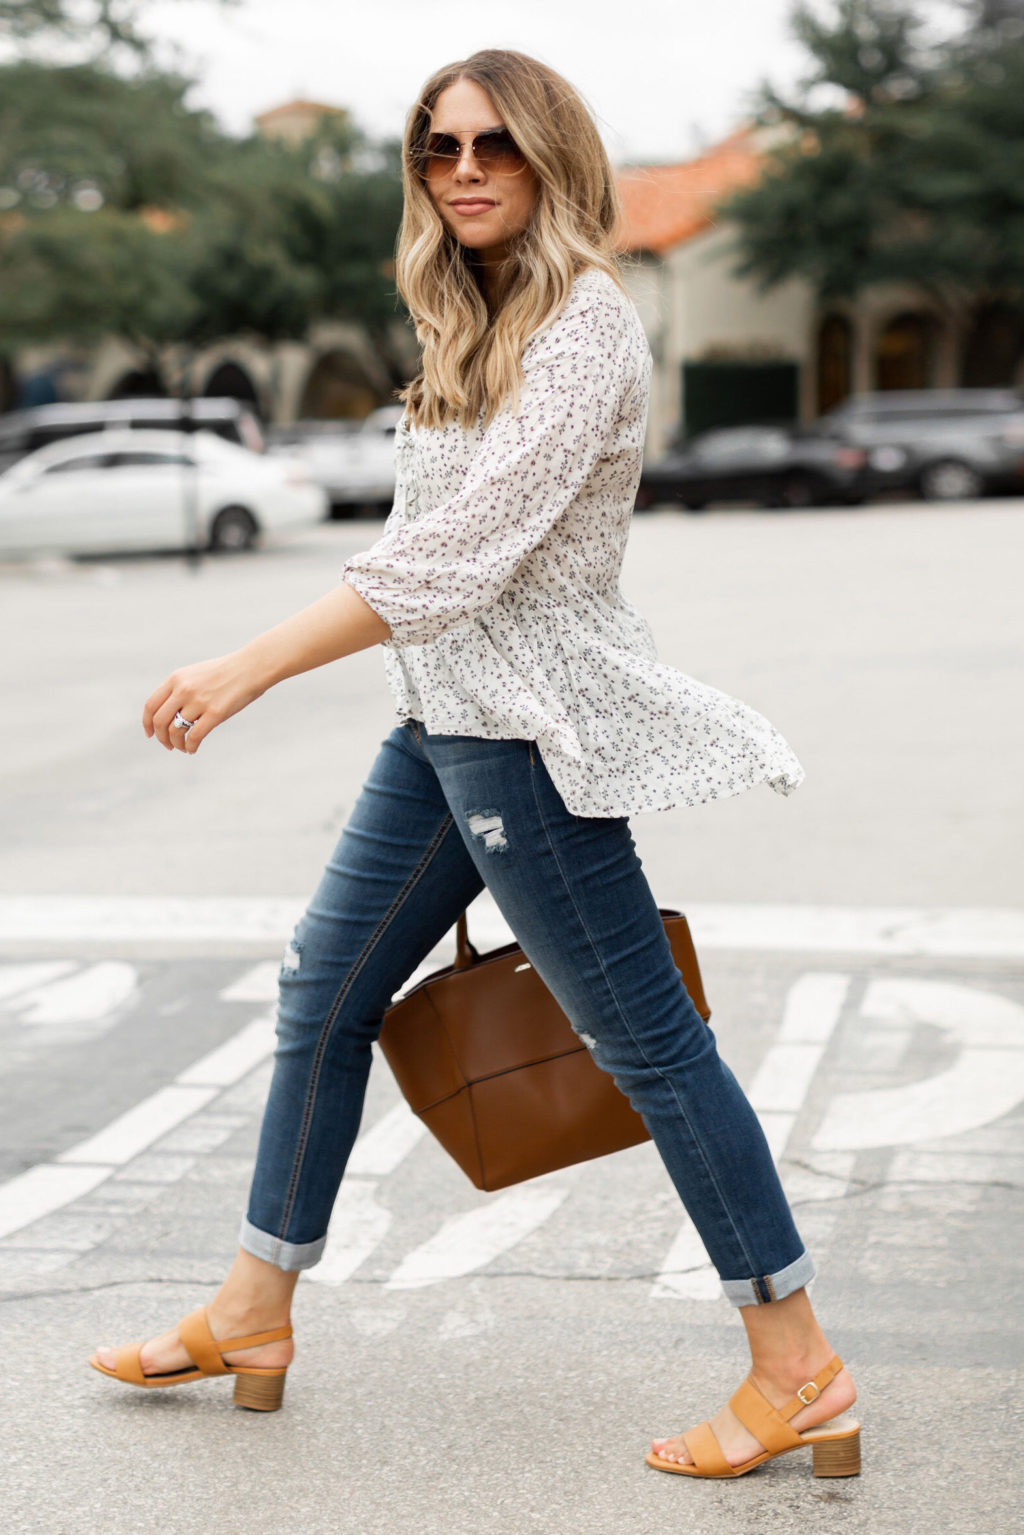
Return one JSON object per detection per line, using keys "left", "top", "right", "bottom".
{"left": 0, "top": 397, "right": 265, "bottom": 475}
{"left": 635, "top": 424, "right": 868, "bottom": 512}
{"left": 813, "top": 389, "right": 1024, "bottom": 501}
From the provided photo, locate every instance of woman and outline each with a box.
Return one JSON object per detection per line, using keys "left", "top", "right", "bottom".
{"left": 91, "top": 49, "right": 860, "bottom": 1480}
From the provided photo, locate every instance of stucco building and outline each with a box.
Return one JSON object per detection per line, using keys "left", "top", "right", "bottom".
{"left": 617, "top": 126, "right": 1023, "bottom": 453}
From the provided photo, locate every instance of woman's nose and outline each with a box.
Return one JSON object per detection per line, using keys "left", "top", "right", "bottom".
{"left": 453, "top": 143, "right": 484, "bottom": 178}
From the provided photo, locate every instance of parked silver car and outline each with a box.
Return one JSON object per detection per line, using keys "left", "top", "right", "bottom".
{"left": 0, "top": 397, "right": 266, "bottom": 474}
{"left": 814, "top": 389, "right": 1024, "bottom": 500}
{"left": 267, "top": 406, "right": 402, "bottom": 517}
{"left": 0, "top": 429, "right": 326, "bottom": 556}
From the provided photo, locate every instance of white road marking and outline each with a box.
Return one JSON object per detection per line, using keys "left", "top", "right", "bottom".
{"left": 0, "top": 896, "right": 304, "bottom": 945}
{"left": 305, "top": 1180, "right": 393, "bottom": 1287}
{"left": 386, "top": 1175, "right": 574, "bottom": 1290}
{"left": 9, "top": 962, "right": 137, "bottom": 1026}
{"left": 57, "top": 1085, "right": 219, "bottom": 1166}
{"left": 0, "top": 1001, "right": 277, "bottom": 1240}
{"left": 5, "top": 953, "right": 1023, "bottom": 1303}
{"left": 3, "top": 896, "right": 1024, "bottom": 958}
{"left": 177, "top": 1012, "right": 276, "bottom": 1087}
{"left": 346, "top": 1101, "right": 426, "bottom": 1177}
{"left": 652, "top": 973, "right": 851, "bottom": 1301}
{"left": 0, "top": 962, "right": 74, "bottom": 1003}
{"left": 684, "top": 905, "right": 1024, "bottom": 959}
{"left": 219, "top": 962, "right": 280, "bottom": 1003}
{"left": 813, "top": 978, "right": 1024, "bottom": 1151}
{"left": 650, "top": 1223, "right": 722, "bottom": 1301}
{"left": 0, "top": 1164, "right": 112, "bottom": 1241}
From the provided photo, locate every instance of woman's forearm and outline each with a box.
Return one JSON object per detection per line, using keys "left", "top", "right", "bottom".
{"left": 243, "top": 581, "right": 392, "bottom": 688}
{"left": 143, "top": 581, "right": 391, "bottom": 754}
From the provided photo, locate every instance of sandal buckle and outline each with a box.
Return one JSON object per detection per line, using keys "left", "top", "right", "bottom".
{"left": 797, "top": 1381, "right": 821, "bottom": 1406}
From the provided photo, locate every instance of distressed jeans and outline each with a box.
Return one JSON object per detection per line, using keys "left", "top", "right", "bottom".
{"left": 241, "top": 722, "right": 814, "bottom": 1307}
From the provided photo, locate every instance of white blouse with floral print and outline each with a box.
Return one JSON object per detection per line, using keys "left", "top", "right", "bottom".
{"left": 342, "top": 268, "right": 804, "bottom": 818}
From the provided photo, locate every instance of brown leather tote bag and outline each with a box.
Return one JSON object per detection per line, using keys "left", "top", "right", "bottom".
{"left": 377, "top": 908, "right": 710, "bottom": 1191}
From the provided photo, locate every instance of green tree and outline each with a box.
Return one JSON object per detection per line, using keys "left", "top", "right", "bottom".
{"left": 0, "top": 61, "right": 229, "bottom": 213}
{"left": 724, "top": 1, "right": 1024, "bottom": 321}
{"left": 0, "top": 59, "right": 407, "bottom": 395}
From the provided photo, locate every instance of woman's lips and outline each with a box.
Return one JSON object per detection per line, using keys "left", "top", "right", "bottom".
{"left": 448, "top": 199, "right": 496, "bottom": 216}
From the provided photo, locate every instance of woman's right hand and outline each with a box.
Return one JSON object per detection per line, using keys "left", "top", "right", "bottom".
{"left": 142, "top": 580, "right": 391, "bottom": 756}
{"left": 143, "top": 649, "right": 269, "bottom": 755}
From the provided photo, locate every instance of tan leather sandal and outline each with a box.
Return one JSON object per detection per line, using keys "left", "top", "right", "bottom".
{"left": 645, "top": 1354, "right": 861, "bottom": 1479}
{"left": 88, "top": 1306, "right": 292, "bottom": 1411}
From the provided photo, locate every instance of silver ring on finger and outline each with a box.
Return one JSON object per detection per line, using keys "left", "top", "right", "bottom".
{"left": 172, "top": 711, "right": 196, "bottom": 732}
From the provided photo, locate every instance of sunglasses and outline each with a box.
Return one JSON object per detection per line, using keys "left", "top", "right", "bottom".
{"left": 415, "top": 127, "right": 528, "bottom": 179}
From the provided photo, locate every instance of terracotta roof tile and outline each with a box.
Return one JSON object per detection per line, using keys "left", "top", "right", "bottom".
{"left": 615, "top": 128, "right": 764, "bottom": 254}
{"left": 254, "top": 99, "right": 347, "bottom": 124}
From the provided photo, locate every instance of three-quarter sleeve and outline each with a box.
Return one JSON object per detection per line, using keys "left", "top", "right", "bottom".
{"left": 341, "top": 292, "right": 638, "bottom": 646}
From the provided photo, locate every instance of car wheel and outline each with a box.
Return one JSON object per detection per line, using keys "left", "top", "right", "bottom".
{"left": 633, "top": 485, "right": 655, "bottom": 512}
{"left": 918, "top": 460, "right": 984, "bottom": 502}
{"left": 681, "top": 500, "right": 707, "bottom": 513}
{"left": 779, "top": 474, "right": 817, "bottom": 509}
{"left": 209, "top": 505, "right": 258, "bottom": 552}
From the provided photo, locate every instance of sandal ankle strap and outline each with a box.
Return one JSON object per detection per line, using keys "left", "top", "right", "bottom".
{"left": 728, "top": 1355, "right": 845, "bottom": 1457}
{"left": 219, "top": 1323, "right": 293, "bottom": 1352}
{"left": 777, "top": 1354, "right": 844, "bottom": 1421}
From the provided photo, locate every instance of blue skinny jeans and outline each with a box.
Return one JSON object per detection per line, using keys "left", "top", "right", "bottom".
{"left": 241, "top": 723, "right": 814, "bottom": 1307}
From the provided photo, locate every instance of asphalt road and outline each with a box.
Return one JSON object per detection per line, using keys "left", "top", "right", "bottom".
{"left": 1, "top": 502, "right": 1022, "bottom": 1535}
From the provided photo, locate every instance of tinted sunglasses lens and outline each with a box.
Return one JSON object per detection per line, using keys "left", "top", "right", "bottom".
{"left": 422, "top": 133, "right": 459, "bottom": 175}
{"left": 475, "top": 131, "right": 525, "bottom": 170}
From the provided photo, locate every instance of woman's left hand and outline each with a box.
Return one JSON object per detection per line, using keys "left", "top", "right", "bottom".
{"left": 143, "top": 651, "right": 268, "bottom": 754}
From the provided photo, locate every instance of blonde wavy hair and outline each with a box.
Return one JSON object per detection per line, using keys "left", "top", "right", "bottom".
{"left": 398, "top": 49, "right": 623, "bottom": 429}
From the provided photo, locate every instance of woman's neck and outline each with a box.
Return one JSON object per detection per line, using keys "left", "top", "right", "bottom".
{"left": 472, "top": 251, "right": 509, "bottom": 309}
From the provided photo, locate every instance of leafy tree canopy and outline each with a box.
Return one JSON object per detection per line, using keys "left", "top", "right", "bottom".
{"left": 725, "top": 0, "right": 1024, "bottom": 313}
{"left": 0, "top": 55, "right": 405, "bottom": 373}
{"left": 0, "top": 61, "right": 230, "bottom": 212}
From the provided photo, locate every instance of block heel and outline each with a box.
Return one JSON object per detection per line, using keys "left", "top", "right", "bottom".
{"left": 233, "top": 1368, "right": 287, "bottom": 1412}
{"left": 812, "top": 1427, "right": 861, "bottom": 1478}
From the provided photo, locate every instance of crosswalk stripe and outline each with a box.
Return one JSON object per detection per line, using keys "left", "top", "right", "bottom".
{"left": 177, "top": 1013, "right": 276, "bottom": 1087}
{"left": 0, "top": 1164, "right": 114, "bottom": 1242}
{"left": 0, "top": 962, "right": 74, "bottom": 1003}
{"left": 2, "top": 897, "right": 1023, "bottom": 957}
{"left": 385, "top": 1174, "right": 576, "bottom": 1291}
{"left": 57, "top": 1085, "right": 219, "bottom": 1167}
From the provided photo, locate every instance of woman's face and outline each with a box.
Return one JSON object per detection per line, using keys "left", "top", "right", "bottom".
{"left": 423, "top": 78, "right": 539, "bottom": 264}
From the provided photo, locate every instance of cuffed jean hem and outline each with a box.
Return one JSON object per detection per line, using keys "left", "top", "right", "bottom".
{"left": 720, "top": 1249, "right": 816, "bottom": 1308}
{"left": 239, "top": 1216, "right": 326, "bottom": 1273}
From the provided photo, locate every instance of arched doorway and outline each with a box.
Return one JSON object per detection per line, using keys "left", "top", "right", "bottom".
{"left": 106, "top": 368, "right": 166, "bottom": 399}
{"left": 960, "top": 303, "right": 1024, "bottom": 387}
{"left": 203, "top": 361, "right": 262, "bottom": 416}
{"left": 816, "top": 313, "right": 853, "bottom": 414}
{"left": 299, "top": 350, "right": 381, "bottom": 420}
{"left": 875, "top": 312, "right": 938, "bottom": 391}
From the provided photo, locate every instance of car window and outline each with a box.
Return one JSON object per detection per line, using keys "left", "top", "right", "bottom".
{"left": 42, "top": 453, "right": 113, "bottom": 474}
{"left": 32, "top": 424, "right": 103, "bottom": 451}
{"left": 692, "top": 428, "right": 790, "bottom": 464}
{"left": 109, "top": 450, "right": 193, "bottom": 468}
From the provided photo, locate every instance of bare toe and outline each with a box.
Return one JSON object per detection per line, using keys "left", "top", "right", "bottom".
{"left": 651, "top": 1434, "right": 691, "bottom": 1464}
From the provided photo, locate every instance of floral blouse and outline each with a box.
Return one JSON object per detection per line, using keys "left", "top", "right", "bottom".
{"left": 342, "top": 268, "right": 804, "bottom": 817}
